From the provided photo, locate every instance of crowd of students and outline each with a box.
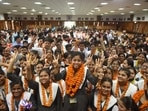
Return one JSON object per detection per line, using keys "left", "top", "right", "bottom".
{"left": 0, "top": 27, "right": 148, "bottom": 111}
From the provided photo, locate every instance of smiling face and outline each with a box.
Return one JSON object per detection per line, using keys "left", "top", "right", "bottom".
{"left": 118, "top": 70, "right": 129, "bottom": 83}
{"left": 71, "top": 55, "right": 83, "bottom": 70}
{"left": 100, "top": 81, "right": 112, "bottom": 96}
{"left": 11, "top": 84, "right": 23, "bottom": 98}
{"left": 39, "top": 70, "right": 50, "bottom": 85}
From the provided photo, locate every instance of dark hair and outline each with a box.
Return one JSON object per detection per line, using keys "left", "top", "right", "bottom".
{"left": 126, "top": 58, "right": 134, "bottom": 67}
{"left": 119, "top": 96, "right": 138, "bottom": 111}
{"left": 10, "top": 79, "right": 23, "bottom": 90}
{"left": 39, "top": 68, "right": 51, "bottom": 76}
{"left": 30, "top": 50, "right": 40, "bottom": 59}
{"left": 71, "top": 51, "right": 85, "bottom": 62}
{"left": 0, "top": 67, "right": 5, "bottom": 75}
{"left": 119, "top": 68, "right": 130, "bottom": 77}
{"left": 100, "top": 77, "right": 113, "bottom": 87}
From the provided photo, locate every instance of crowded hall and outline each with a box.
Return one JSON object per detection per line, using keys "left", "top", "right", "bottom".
{"left": 0, "top": 0, "right": 148, "bottom": 111}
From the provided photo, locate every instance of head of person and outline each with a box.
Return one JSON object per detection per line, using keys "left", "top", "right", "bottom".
{"left": 104, "top": 67, "right": 113, "bottom": 79}
{"left": 39, "top": 68, "right": 52, "bottom": 86}
{"left": 128, "top": 67, "right": 137, "bottom": 81}
{"left": 118, "top": 68, "right": 130, "bottom": 84}
{"left": 87, "top": 55, "right": 98, "bottom": 74}
{"left": 30, "top": 50, "right": 40, "bottom": 60}
{"left": 95, "top": 67, "right": 104, "bottom": 81}
{"left": 10, "top": 79, "right": 24, "bottom": 99}
{"left": 136, "top": 52, "right": 147, "bottom": 65}
{"left": 110, "top": 58, "right": 120, "bottom": 71}
{"left": 100, "top": 77, "right": 113, "bottom": 96}
{"left": 141, "top": 61, "right": 148, "bottom": 81}
{"left": 122, "top": 58, "right": 133, "bottom": 68}
{"left": 35, "top": 61, "right": 44, "bottom": 75}
{"left": 71, "top": 51, "right": 85, "bottom": 71}
{"left": 117, "top": 96, "right": 138, "bottom": 111}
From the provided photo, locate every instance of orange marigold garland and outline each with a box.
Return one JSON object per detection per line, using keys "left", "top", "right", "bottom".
{"left": 41, "top": 83, "right": 53, "bottom": 106}
{"left": 115, "top": 82, "right": 129, "bottom": 98}
{"left": 11, "top": 93, "right": 24, "bottom": 111}
{"left": 132, "top": 90, "right": 148, "bottom": 111}
{"left": 4, "top": 78, "right": 9, "bottom": 94}
{"left": 97, "top": 93, "right": 110, "bottom": 111}
{"left": 66, "top": 64, "right": 84, "bottom": 97}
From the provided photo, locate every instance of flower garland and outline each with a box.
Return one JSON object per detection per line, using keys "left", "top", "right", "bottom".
{"left": 4, "top": 78, "right": 9, "bottom": 94}
{"left": 115, "top": 81, "right": 129, "bottom": 98}
{"left": 11, "top": 93, "right": 24, "bottom": 111}
{"left": 97, "top": 93, "right": 110, "bottom": 111}
{"left": 132, "top": 90, "right": 148, "bottom": 111}
{"left": 41, "top": 83, "right": 53, "bottom": 106}
{"left": 112, "top": 71, "right": 118, "bottom": 80}
{"left": 66, "top": 64, "right": 84, "bottom": 97}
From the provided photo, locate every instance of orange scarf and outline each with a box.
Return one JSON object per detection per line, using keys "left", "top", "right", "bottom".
{"left": 66, "top": 64, "right": 84, "bottom": 97}
{"left": 115, "top": 82, "right": 129, "bottom": 98}
{"left": 97, "top": 93, "right": 110, "bottom": 111}
{"left": 11, "top": 93, "right": 24, "bottom": 111}
{"left": 132, "top": 90, "right": 148, "bottom": 111}
{"left": 4, "top": 78, "right": 9, "bottom": 94}
{"left": 41, "top": 83, "right": 53, "bottom": 106}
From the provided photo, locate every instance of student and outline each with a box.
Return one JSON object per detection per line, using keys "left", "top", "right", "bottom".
{"left": 112, "top": 68, "right": 137, "bottom": 98}
{"left": 89, "top": 77, "right": 118, "bottom": 111}
{"left": 53, "top": 51, "right": 98, "bottom": 111}
{"left": 27, "top": 53, "right": 62, "bottom": 111}
{"left": 6, "top": 79, "right": 36, "bottom": 111}
{"left": 118, "top": 96, "right": 138, "bottom": 111}
{"left": 132, "top": 67, "right": 148, "bottom": 111}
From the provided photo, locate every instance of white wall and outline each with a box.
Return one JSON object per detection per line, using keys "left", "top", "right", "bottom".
{"left": 0, "top": 14, "right": 147, "bottom": 21}
{"left": 0, "top": 14, "right": 5, "bottom": 20}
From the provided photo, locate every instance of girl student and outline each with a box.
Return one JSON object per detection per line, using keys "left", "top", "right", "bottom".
{"left": 53, "top": 51, "right": 98, "bottom": 111}
{"left": 26, "top": 53, "right": 62, "bottom": 111}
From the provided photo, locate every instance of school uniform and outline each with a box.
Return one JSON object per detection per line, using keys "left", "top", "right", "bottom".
{"left": 54, "top": 67, "right": 98, "bottom": 111}
{"left": 28, "top": 81, "right": 62, "bottom": 111}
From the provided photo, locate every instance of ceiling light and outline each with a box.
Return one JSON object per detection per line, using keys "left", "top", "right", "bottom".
{"left": 129, "top": 11, "right": 134, "bottom": 13}
{"left": 118, "top": 8, "right": 124, "bottom": 10}
{"left": 45, "top": 13, "right": 48, "bottom": 15}
{"left": 52, "top": 10, "right": 55, "bottom": 12}
{"left": 104, "top": 12, "right": 108, "bottom": 14}
{"left": 12, "top": 10, "right": 17, "bottom": 12}
{"left": 100, "top": 2, "right": 108, "bottom": 5}
{"left": 134, "top": 3, "right": 141, "bottom": 6}
{"left": 91, "top": 10, "right": 94, "bottom": 12}
{"left": 34, "top": 2, "right": 42, "bottom": 5}
{"left": 0, "top": 0, "right": 2, "bottom": 2}
{"left": 45, "top": 7, "right": 50, "bottom": 9}
{"left": 7, "top": 12, "right": 11, "bottom": 14}
{"left": 23, "top": 12, "right": 27, "bottom": 14}
{"left": 70, "top": 7, "right": 75, "bottom": 10}
{"left": 94, "top": 7, "right": 99, "bottom": 10}
{"left": 39, "top": 12, "right": 43, "bottom": 14}
{"left": 30, "top": 13, "right": 34, "bottom": 15}
{"left": 21, "top": 7, "right": 27, "bottom": 9}
{"left": 67, "top": 2, "right": 74, "bottom": 5}
{"left": 142, "top": 9, "right": 148, "bottom": 11}
{"left": 101, "top": 14, "right": 104, "bottom": 15}
{"left": 31, "top": 9, "right": 36, "bottom": 12}
{"left": 110, "top": 10, "right": 115, "bottom": 13}
{"left": 2, "top": 2, "right": 11, "bottom": 5}
{"left": 120, "top": 13, "right": 125, "bottom": 15}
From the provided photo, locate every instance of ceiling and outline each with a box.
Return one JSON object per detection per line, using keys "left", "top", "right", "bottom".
{"left": 0, "top": 0, "right": 148, "bottom": 16}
